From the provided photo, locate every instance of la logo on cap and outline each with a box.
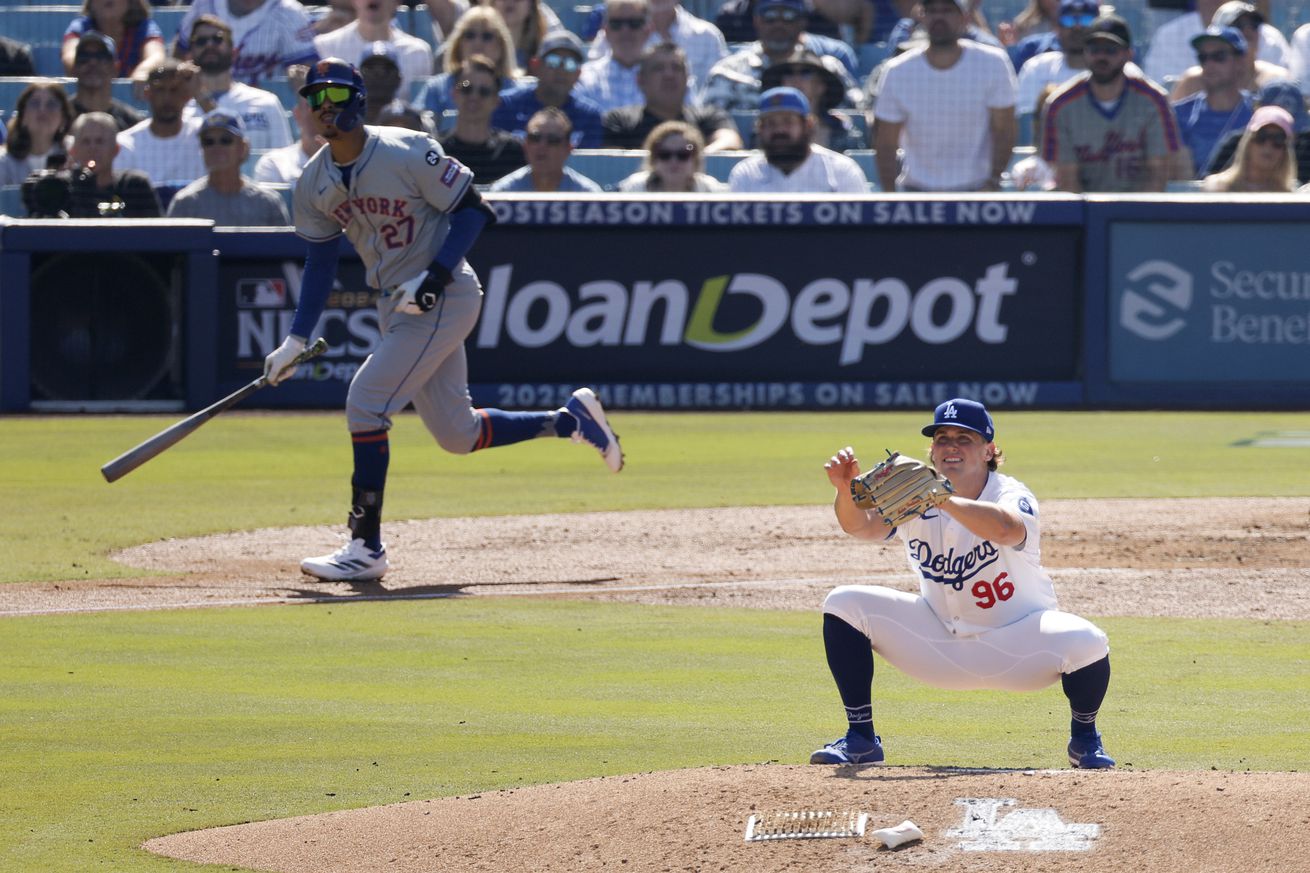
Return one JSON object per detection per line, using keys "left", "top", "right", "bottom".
{"left": 943, "top": 403, "right": 959, "bottom": 419}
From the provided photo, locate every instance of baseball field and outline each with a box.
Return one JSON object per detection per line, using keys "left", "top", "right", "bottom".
{"left": 3, "top": 410, "right": 1308, "bottom": 872}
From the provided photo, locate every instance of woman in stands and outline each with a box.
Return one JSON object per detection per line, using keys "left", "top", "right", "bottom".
{"left": 480, "top": 0, "right": 558, "bottom": 70}
{"left": 996, "top": 0, "right": 1060, "bottom": 45}
{"left": 414, "top": 6, "right": 525, "bottom": 123}
{"left": 1202, "top": 105, "right": 1298, "bottom": 193}
{"left": 619, "top": 121, "right": 727, "bottom": 192}
{"left": 61, "top": 0, "right": 166, "bottom": 83}
{"left": 0, "top": 81, "right": 76, "bottom": 186}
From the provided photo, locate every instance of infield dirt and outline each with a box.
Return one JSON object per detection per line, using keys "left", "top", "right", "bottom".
{"left": 6, "top": 498, "right": 1308, "bottom": 871}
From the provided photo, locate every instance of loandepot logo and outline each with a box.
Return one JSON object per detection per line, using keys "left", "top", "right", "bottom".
{"left": 477, "top": 263, "right": 1018, "bottom": 364}
{"left": 1120, "top": 259, "right": 1193, "bottom": 340}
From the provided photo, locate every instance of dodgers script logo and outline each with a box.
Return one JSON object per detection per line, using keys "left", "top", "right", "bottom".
{"left": 1121, "top": 259, "right": 1192, "bottom": 340}
{"left": 908, "top": 539, "right": 1000, "bottom": 589}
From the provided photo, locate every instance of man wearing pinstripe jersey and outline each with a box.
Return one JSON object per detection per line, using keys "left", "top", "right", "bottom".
{"left": 1042, "top": 14, "right": 1181, "bottom": 192}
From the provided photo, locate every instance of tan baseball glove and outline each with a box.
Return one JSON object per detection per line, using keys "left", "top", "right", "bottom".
{"left": 850, "top": 450, "right": 955, "bottom": 528}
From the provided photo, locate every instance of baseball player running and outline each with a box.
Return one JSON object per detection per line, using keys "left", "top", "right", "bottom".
{"left": 264, "top": 58, "right": 623, "bottom": 583}
{"left": 811, "top": 399, "right": 1114, "bottom": 769}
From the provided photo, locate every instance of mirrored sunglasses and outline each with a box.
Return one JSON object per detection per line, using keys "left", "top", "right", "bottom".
{"left": 306, "top": 85, "right": 355, "bottom": 108}
{"left": 525, "top": 131, "right": 566, "bottom": 145}
{"left": 200, "top": 134, "right": 237, "bottom": 147}
{"left": 543, "top": 53, "right": 581, "bottom": 72}
{"left": 607, "top": 16, "right": 647, "bottom": 30}
{"left": 455, "top": 80, "right": 496, "bottom": 97}
{"left": 192, "top": 34, "right": 227, "bottom": 47}
{"left": 1059, "top": 13, "right": 1097, "bottom": 28}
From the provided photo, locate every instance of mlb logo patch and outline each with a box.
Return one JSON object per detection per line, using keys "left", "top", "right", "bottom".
{"left": 237, "top": 278, "right": 287, "bottom": 308}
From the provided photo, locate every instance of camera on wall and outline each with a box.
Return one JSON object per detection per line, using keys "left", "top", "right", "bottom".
{"left": 21, "top": 151, "right": 125, "bottom": 219}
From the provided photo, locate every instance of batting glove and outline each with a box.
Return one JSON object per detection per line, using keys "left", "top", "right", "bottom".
{"left": 263, "top": 335, "right": 306, "bottom": 386}
{"left": 394, "top": 266, "right": 453, "bottom": 315}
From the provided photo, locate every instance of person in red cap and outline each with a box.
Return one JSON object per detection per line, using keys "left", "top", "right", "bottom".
{"left": 810, "top": 398, "right": 1116, "bottom": 770}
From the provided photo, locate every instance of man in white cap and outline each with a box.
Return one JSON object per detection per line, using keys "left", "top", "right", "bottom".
{"left": 728, "top": 86, "right": 867, "bottom": 192}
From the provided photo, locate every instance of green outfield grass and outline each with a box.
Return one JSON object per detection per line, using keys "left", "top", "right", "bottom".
{"left": 2, "top": 601, "right": 1306, "bottom": 872}
{"left": 4, "top": 410, "right": 1308, "bottom": 584}
{"left": 2, "top": 410, "right": 1308, "bottom": 872}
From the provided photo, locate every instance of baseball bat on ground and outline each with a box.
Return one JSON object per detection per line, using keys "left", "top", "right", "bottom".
{"left": 100, "top": 337, "right": 328, "bottom": 483}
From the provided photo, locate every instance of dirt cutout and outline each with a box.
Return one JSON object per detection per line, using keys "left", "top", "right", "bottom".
{"left": 7, "top": 498, "right": 1308, "bottom": 871}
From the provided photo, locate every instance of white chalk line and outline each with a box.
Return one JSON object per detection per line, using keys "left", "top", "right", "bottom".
{"left": 0, "top": 573, "right": 899, "bottom": 618}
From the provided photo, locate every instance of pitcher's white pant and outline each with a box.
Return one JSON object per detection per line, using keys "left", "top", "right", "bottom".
{"left": 823, "top": 585, "right": 1109, "bottom": 692}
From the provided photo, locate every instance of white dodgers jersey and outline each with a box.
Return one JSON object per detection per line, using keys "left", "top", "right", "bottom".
{"left": 293, "top": 126, "right": 474, "bottom": 291}
{"left": 894, "top": 471, "right": 1059, "bottom": 636}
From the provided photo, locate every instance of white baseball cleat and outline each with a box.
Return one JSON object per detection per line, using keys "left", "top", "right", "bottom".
{"left": 301, "top": 538, "right": 389, "bottom": 581}
{"left": 564, "top": 387, "right": 624, "bottom": 473}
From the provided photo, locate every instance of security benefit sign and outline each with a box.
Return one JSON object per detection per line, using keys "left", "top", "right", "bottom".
{"left": 217, "top": 257, "right": 376, "bottom": 403}
{"left": 1109, "top": 223, "right": 1310, "bottom": 382}
{"left": 465, "top": 225, "right": 1081, "bottom": 405}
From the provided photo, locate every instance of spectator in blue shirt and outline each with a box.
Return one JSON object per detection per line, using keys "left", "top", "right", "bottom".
{"left": 489, "top": 107, "right": 603, "bottom": 191}
{"left": 492, "top": 31, "right": 606, "bottom": 146}
{"left": 1173, "top": 26, "right": 1253, "bottom": 177}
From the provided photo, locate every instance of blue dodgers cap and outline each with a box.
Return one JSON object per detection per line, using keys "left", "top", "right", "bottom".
{"left": 757, "top": 0, "right": 807, "bottom": 13}
{"left": 1191, "top": 25, "right": 1248, "bottom": 55}
{"left": 921, "top": 398, "right": 996, "bottom": 442}
{"left": 360, "top": 40, "right": 400, "bottom": 68}
{"left": 76, "top": 30, "right": 117, "bottom": 56}
{"left": 758, "top": 86, "right": 810, "bottom": 116}
{"left": 1059, "top": 0, "right": 1098, "bottom": 15}
{"left": 199, "top": 109, "right": 247, "bottom": 139}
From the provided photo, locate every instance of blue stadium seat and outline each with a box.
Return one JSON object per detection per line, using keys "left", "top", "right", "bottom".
{"left": 406, "top": 4, "right": 438, "bottom": 51}
{"left": 153, "top": 7, "right": 189, "bottom": 45}
{"left": 857, "top": 42, "right": 890, "bottom": 79}
{"left": 846, "top": 149, "right": 878, "bottom": 191}
{"left": 566, "top": 148, "right": 643, "bottom": 190}
{"left": 0, "top": 184, "right": 24, "bottom": 217}
{"left": 703, "top": 151, "right": 746, "bottom": 182}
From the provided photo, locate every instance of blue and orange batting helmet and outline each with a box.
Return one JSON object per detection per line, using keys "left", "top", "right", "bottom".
{"left": 300, "top": 58, "right": 367, "bottom": 131}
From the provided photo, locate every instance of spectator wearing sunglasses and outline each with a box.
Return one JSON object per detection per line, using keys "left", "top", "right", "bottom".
{"left": 760, "top": 46, "right": 861, "bottom": 151}
{"left": 588, "top": 0, "right": 728, "bottom": 88}
{"left": 1201, "top": 105, "right": 1297, "bottom": 192}
{"left": 602, "top": 43, "right": 742, "bottom": 152}
{"left": 174, "top": 0, "right": 319, "bottom": 87}
{"left": 314, "top": 0, "right": 433, "bottom": 99}
{"left": 728, "top": 87, "right": 868, "bottom": 192}
{"left": 1205, "top": 79, "right": 1310, "bottom": 186}
{"left": 414, "top": 7, "right": 525, "bottom": 124}
{"left": 62, "top": 0, "right": 166, "bottom": 85}
{"left": 180, "top": 16, "right": 295, "bottom": 152}
{"left": 489, "top": 107, "right": 603, "bottom": 191}
{"left": 1144, "top": 0, "right": 1290, "bottom": 89}
{"left": 493, "top": 32, "right": 605, "bottom": 146}
{"left": 70, "top": 32, "right": 145, "bottom": 132}
{"left": 440, "top": 55, "right": 527, "bottom": 185}
{"left": 617, "top": 120, "right": 726, "bottom": 191}
{"left": 576, "top": 0, "right": 656, "bottom": 113}
{"left": 166, "top": 110, "right": 290, "bottom": 225}
{"left": 702, "top": 0, "right": 860, "bottom": 112}
{"left": 1016, "top": 0, "right": 1145, "bottom": 117}
{"left": 1172, "top": 27, "right": 1253, "bottom": 178}
{"left": 1172, "top": 2, "right": 1291, "bottom": 101}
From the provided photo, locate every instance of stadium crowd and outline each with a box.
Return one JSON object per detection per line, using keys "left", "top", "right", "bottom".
{"left": 3, "top": 0, "right": 1310, "bottom": 217}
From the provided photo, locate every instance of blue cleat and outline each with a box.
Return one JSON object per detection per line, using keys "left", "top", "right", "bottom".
{"left": 564, "top": 387, "right": 624, "bottom": 472}
{"left": 810, "top": 731, "right": 885, "bottom": 765}
{"left": 1068, "top": 732, "right": 1116, "bottom": 769}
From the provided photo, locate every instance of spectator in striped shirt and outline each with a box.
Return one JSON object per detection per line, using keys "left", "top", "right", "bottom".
{"left": 174, "top": 0, "right": 319, "bottom": 86}
{"left": 180, "top": 16, "right": 295, "bottom": 152}
{"left": 588, "top": 0, "right": 728, "bottom": 88}
{"left": 577, "top": 0, "right": 654, "bottom": 113}
{"left": 1043, "top": 14, "right": 1180, "bottom": 192}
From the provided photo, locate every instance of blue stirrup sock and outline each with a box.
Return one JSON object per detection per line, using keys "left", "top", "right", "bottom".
{"left": 823, "top": 612, "right": 877, "bottom": 742}
{"left": 471, "top": 409, "right": 561, "bottom": 450}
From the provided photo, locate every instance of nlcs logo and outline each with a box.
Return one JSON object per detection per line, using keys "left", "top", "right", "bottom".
{"left": 1120, "top": 260, "right": 1192, "bottom": 340}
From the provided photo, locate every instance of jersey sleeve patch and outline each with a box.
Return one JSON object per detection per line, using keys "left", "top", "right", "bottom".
{"left": 440, "top": 159, "right": 461, "bottom": 185}
{"left": 1018, "top": 496, "right": 1035, "bottom": 517}
{"left": 426, "top": 149, "right": 440, "bottom": 166}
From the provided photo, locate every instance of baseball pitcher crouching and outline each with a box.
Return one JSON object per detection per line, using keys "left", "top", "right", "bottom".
{"left": 264, "top": 59, "right": 623, "bottom": 583}
{"left": 812, "top": 398, "right": 1114, "bottom": 769}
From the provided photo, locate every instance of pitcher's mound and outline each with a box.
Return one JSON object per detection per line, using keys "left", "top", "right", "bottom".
{"left": 145, "top": 765, "right": 1308, "bottom": 873}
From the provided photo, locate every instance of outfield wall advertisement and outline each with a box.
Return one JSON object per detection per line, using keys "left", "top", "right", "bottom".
{"left": 1108, "top": 222, "right": 1310, "bottom": 383}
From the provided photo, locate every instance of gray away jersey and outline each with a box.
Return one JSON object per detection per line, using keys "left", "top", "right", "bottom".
{"left": 294, "top": 126, "right": 474, "bottom": 290}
